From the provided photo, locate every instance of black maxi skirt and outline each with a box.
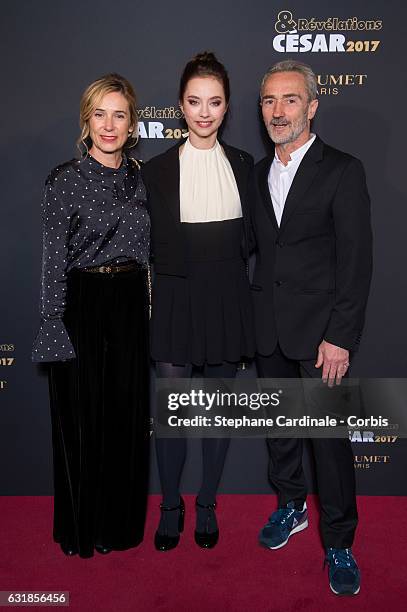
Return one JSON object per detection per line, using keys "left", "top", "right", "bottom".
{"left": 48, "top": 265, "right": 150, "bottom": 558}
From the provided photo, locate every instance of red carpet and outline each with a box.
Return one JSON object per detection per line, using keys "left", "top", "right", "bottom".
{"left": 0, "top": 495, "right": 405, "bottom": 611}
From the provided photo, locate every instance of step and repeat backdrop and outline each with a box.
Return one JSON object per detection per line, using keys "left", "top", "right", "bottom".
{"left": 1, "top": 0, "right": 406, "bottom": 495}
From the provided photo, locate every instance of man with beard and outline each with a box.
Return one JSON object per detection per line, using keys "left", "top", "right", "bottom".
{"left": 251, "top": 60, "right": 372, "bottom": 595}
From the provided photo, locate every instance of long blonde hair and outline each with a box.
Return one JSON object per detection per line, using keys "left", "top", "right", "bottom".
{"left": 78, "top": 73, "right": 138, "bottom": 154}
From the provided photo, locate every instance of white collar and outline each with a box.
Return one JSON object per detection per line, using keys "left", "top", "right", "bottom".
{"left": 274, "top": 133, "right": 316, "bottom": 166}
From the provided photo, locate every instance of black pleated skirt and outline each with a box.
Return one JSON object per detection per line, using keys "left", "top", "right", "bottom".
{"left": 48, "top": 265, "right": 150, "bottom": 558}
{"left": 151, "top": 218, "right": 255, "bottom": 365}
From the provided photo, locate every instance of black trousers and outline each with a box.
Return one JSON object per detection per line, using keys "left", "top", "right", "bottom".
{"left": 48, "top": 267, "right": 150, "bottom": 558}
{"left": 256, "top": 346, "right": 358, "bottom": 548}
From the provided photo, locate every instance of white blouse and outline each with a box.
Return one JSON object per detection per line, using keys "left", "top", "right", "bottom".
{"left": 179, "top": 138, "right": 242, "bottom": 223}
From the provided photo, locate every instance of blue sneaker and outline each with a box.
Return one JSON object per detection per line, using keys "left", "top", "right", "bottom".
{"left": 259, "top": 501, "right": 308, "bottom": 549}
{"left": 325, "top": 548, "right": 360, "bottom": 595}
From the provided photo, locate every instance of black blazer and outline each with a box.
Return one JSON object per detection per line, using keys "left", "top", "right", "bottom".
{"left": 251, "top": 136, "right": 373, "bottom": 359}
{"left": 142, "top": 139, "right": 253, "bottom": 276}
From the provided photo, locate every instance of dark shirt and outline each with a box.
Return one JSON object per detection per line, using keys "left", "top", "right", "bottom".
{"left": 32, "top": 153, "right": 150, "bottom": 362}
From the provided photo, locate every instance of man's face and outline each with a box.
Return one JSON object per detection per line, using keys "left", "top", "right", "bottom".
{"left": 261, "top": 71, "right": 318, "bottom": 147}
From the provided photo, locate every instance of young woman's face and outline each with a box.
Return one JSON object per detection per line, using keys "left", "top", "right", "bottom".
{"left": 180, "top": 76, "right": 228, "bottom": 148}
{"left": 88, "top": 91, "right": 133, "bottom": 159}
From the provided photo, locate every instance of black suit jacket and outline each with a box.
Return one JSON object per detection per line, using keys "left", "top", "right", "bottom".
{"left": 251, "top": 136, "right": 373, "bottom": 359}
{"left": 142, "top": 139, "right": 254, "bottom": 276}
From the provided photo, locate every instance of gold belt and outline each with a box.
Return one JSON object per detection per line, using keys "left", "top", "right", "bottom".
{"left": 82, "top": 262, "right": 141, "bottom": 274}
{"left": 81, "top": 261, "right": 152, "bottom": 320}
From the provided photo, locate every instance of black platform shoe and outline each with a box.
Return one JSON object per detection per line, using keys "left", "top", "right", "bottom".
{"left": 60, "top": 543, "right": 78, "bottom": 556}
{"left": 154, "top": 497, "right": 185, "bottom": 551}
{"left": 194, "top": 499, "right": 219, "bottom": 549}
{"left": 95, "top": 544, "right": 112, "bottom": 555}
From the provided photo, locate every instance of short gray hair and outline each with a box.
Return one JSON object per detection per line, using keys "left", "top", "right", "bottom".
{"left": 260, "top": 60, "right": 318, "bottom": 102}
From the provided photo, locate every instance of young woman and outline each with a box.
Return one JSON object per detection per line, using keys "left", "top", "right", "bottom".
{"left": 32, "top": 74, "right": 150, "bottom": 558}
{"left": 143, "top": 52, "right": 255, "bottom": 551}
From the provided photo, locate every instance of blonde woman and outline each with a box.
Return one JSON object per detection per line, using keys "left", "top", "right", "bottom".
{"left": 33, "top": 74, "right": 150, "bottom": 558}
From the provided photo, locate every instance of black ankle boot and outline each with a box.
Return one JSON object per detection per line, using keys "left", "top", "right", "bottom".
{"left": 194, "top": 498, "right": 219, "bottom": 549}
{"left": 154, "top": 497, "right": 185, "bottom": 551}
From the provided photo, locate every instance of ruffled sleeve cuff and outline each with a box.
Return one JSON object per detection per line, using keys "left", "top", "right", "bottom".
{"left": 32, "top": 319, "right": 76, "bottom": 362}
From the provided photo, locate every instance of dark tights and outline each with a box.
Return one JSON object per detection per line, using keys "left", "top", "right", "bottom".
{"left": 155, "top": 361, "right": 236, "bottom": 534}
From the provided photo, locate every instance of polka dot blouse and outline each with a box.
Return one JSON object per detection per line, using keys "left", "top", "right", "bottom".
{"left": 32, "top": 153, "right": 150, "bottom": 362}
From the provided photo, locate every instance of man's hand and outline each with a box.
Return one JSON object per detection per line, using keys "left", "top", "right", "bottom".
{"left": 315, "top": 340, "right": 349, "bottom": 387}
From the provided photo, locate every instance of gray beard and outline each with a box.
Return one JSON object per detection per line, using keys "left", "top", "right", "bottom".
{"left": 267, "top": 112, "right": 308, "bottom": 145}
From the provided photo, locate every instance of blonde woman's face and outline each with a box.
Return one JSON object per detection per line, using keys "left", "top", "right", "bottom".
{"left": 88, "top": 91, "right": 133, "bottom": 157}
